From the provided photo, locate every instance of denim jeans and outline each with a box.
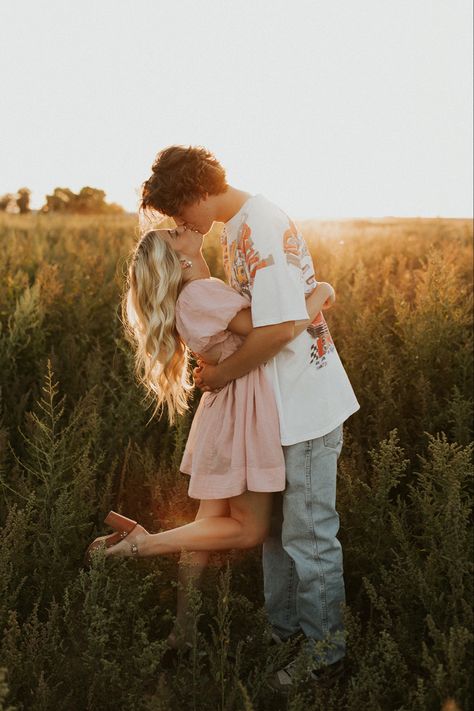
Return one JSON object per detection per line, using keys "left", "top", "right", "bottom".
{"left": 262, "top": 422, "right": 345, "bottom": 665}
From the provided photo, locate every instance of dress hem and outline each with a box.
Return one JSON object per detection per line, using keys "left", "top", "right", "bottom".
{"left": 180, "top": 465, "right": 286, "bottom": 500}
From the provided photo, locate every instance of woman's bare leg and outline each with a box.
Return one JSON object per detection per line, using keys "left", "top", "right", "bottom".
{"left": 127, "top": 490, "right": 274, "bottom": 557}
{"left": 167, "top": 499, "right": 229, "bottom": 650}
{"left": 104, "top": 491, "right": 274, "bottom": 647}
{"left": 104, "top": 490, "right": 274, "bottom": 557}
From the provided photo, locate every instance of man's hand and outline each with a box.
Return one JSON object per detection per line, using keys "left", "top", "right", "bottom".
{"left": 193, "top": 360, "right": 228, "bottom": 392}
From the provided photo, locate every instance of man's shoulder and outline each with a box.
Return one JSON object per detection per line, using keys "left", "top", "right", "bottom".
{"left": 247, "top": 194, "right": 292, "bottom": 228}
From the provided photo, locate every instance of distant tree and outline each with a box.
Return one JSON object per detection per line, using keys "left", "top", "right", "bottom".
{"left": 75, "top": 186, "right": 107, "bottom": 214}
{"left": 105, "top": 201, "right": 126, "bottom": 214}
{"left": 42, "top": 188, "right": 76, "bottom": 213}
{"left": 41, "top": 186, "right": 124, "bottom": 214}
{"left": 16, "top": 187, "right": 31, "bottom": 214}
{"left": 0, "top": 193, "right": 16, "bottom": 212}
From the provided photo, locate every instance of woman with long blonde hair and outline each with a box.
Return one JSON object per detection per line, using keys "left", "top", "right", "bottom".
{"left": 85, "top": 225, "right": 335, "bottom": 654}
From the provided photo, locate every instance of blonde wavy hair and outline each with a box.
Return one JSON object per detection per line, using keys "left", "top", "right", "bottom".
{"left": 121, "top": 229, "right": 193, "bottom": 425}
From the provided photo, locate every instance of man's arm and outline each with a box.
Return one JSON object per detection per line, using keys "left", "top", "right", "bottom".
{"left": 293, "top": 282, "right": 335, "bottom": 337}
{"left": 195, "top": 322, "right": 294, "bottom": 391}
{"left": 196, "top": 206, "right": 321, "bottom": 391}
{"left": 195, "top": 283, "right": 335, "bottom": 391}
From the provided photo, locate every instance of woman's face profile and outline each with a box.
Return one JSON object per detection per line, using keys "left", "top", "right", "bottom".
{"left": 158, "top": 227, "right": 203, "bottom": 257}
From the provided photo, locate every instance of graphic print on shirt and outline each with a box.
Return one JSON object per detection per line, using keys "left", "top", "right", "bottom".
{"left": 282, "top": 219, "right": 336, "bottom": 368}
{"left": 283, "top": 220, "right": 318, "bottom": 293}
{"left": 222, "top": 195, "right": 360, "bottom": 444}
{"left": 307, "top": 311, "right": 336, "bottom": 369}
{"left": 221, "top": 220, "right": 274, "bottom": 299}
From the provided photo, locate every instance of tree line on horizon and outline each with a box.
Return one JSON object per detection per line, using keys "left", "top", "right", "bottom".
{"left": 0, "top": 186, "right": 124, "bottom": 215}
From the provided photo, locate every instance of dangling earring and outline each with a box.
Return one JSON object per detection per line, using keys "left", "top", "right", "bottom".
{"left": 180, "top": 258, "right": 193, "bottom": 270}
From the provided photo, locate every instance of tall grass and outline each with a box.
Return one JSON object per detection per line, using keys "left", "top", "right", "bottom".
{"left": 0, "top": 213, "right": 472, "bottom": 710}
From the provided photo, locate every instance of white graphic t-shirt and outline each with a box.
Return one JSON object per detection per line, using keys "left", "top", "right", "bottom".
{"left": 222, "top": 194, "right": 360, "bottom": 446}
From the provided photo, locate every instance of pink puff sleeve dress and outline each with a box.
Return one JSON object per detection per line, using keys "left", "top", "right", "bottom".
{"left": 175, "top": 277, "right": 286, "bottom": 500}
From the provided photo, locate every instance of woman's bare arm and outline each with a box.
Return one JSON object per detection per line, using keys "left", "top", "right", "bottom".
{"left": 227, "top": 308, "right": 254, "bottom": 336}
{"left": 293, "top": 282, "right": 335, "bottom": 338}
{"left": 226, "top": 282, "right": 335, "bottom": 341}
{"left": 194, "top": 283, "right": 336, "bottom": 388}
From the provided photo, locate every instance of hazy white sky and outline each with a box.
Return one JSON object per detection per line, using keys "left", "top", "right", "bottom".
{"left": 1, "top": 0, "right": 472, "bottom": 218}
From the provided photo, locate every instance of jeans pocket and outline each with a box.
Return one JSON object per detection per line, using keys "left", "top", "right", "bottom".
{"left": 323, "top": 424, "right": 343, "bottom": 450}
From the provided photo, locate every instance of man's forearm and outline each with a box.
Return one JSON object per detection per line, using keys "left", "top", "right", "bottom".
{"left": 217, "top": 323, "right": 294, "bottom": 382}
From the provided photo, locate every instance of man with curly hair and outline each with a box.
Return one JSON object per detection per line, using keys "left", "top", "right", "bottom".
{"left": 141, "top": 145, "right": 360, "bottom": 692}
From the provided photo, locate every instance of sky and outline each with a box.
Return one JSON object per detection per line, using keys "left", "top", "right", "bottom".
{"left": 1, "top": 0, "right": 472, "bottom": 219}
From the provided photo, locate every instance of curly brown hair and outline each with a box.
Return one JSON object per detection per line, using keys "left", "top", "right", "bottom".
{"left": 140, "top": 145, "right": 228, "bottom": 217}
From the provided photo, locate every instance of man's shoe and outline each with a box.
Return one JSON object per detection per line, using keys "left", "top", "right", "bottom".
{"left": 268, "top": 657, "right": 345, "bottom": 693}
{"left": 270, "top": 630, "right": 304, "bottom": 646}
{"left": 311, "top": 658, "right": 345, "bottom": 683}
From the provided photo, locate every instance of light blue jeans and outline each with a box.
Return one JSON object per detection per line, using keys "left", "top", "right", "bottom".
{"left": 262, "top": 423, "right": 345, "bottom": 665}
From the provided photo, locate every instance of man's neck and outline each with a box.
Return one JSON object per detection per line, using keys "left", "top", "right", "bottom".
{"left": 215, "top": 186, "right": 253, "bottom": 224}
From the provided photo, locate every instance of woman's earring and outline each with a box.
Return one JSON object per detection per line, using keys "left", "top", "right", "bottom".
{"left": 180, "top": 258, "right": 193, "bottom": 270}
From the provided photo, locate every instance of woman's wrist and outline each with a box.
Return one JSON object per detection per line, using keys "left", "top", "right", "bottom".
{"left": 306, "top": 282, "right": 332, "bottom": 320}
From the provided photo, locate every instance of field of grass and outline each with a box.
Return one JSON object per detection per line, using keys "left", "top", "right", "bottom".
{"left": 0, "top": 212, "right": 472, "bottom": 711}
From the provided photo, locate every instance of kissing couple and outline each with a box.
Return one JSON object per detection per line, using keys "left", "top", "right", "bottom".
{"left": 85, "top": 145, "right": 360, "bottom": 693}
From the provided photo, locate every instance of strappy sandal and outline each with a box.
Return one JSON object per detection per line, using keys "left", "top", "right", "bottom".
{"left": 83, "top": 510, "right": 138, "bottom": 567}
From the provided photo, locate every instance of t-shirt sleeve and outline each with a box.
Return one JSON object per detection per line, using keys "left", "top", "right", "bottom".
{"left": 175, "top": 279, "right": 250, "bottom": 353}
{"left": 247, "top": 208, "right": 311, "bottom": 328}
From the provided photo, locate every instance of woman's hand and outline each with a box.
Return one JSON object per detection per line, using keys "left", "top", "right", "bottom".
{"left": 193, "top": 358, "right": 227, "bottom": 392}
{"left": 305, "top": 282, "right": 336, "bottom": 320}
{"left": 289, "top": 282, "right": 336, "bottom": 341}
{"left": 193, "top": 361, "right": 204, "bottom": 388}
{"left": 321, "top": 283, "right": 336, "bottom": 309}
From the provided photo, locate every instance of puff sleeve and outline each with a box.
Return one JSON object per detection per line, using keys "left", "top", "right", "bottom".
{"left": 175, "top": 278, "right": 251, "bottom": 353}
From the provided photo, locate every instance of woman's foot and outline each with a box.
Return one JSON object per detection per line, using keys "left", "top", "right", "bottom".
{"left": 103, "top": 523, "right": 149, "bottom": 558}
